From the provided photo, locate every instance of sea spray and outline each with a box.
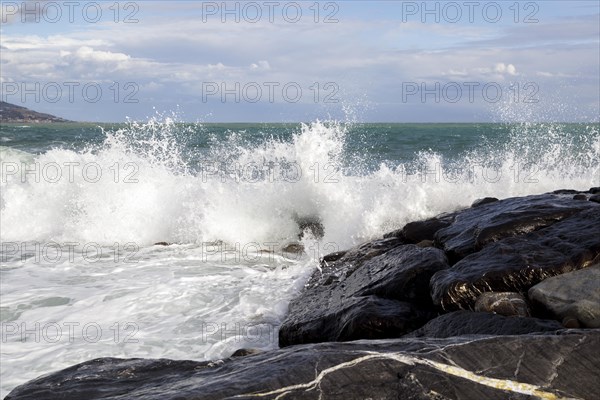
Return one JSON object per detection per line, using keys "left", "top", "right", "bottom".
{"left": 1, "top": 119, "right": 599, "bottom": 247}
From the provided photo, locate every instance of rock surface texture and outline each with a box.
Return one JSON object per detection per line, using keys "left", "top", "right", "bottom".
{"left": 406, "top": 311, "right": 563, "bottom": 338}
{"left": 7, "top": 332, "right": 599, "bottom": 400}
{"left": 7, "top": 190, "right": 600, "bottom": 400}
{"left": 474, "top": 292, "right": 531, "bottom": 317}
{"left": 279, "top": 244, "right": 448, "bottom": 346}
{"left": 529, "top": 264, "right": 600, "bottom": 328}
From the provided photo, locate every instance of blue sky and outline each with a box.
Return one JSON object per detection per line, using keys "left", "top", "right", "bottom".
{"left": 1, "top": 0, "right": 599, "bottom": 122}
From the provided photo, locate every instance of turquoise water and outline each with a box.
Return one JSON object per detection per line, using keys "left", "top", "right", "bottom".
{"left": 0, "top": 119, "right": 599, "bottom": 397}
{"left": 2, "top": 121, "right": 598, "bottom": 169}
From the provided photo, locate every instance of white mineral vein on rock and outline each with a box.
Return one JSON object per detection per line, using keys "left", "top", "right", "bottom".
{"left": 236, "top": 349, "right": 580, "bottom": 400}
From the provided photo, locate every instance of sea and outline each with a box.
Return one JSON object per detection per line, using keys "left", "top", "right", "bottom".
{"left": 1, "top": 119, "right": 599, "bottom": 397}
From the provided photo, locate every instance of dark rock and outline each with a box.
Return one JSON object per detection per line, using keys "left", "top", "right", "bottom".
{"left": 279, "top": 243, "right": 448, "bottom": 346}
{"left": 562, "top": 317, "right": 580, "bottom": 329}
{"left": 282, "top": 243, "right": 304, "bottom": 254}
{"left": 7, "top": 332, "right": 599, "bottom": 400}
{"left": 431, "top": 207, "right": 600, "bottom": 310}
{"left": 471, "top": 197, "right": 499, "bottom": 207}
{"left": 381, "top": 229, "right": 402, "bottom": 239}
{"left": 280, "top": 295, "right": 431, "bottom": 346}
{"left": 590, "top": 194, "right": 600, "bottom": 204}
{"left": 383, "top": 213, "right": 455, "bottom": 243}
{"left": 295, "top": 215, "right": 324, "bottom": 239}
{"left": 153, "top": 242, "right": 172, "bottom": 246}
{"left": 573, "top": 194, "right": 587, "bottom": 200}
{"left": 352, "top": 245, "right": 449, "bottom": 304}
{"left": 415, "top": 239, "right": 433, "bottom": 248}
{"left": 230, "top": 348, "right": 262, "bottom": 358}
{"left": 590, "top": 187, "right": 600, "bottom": 194}
{"left": 434, "top": 193, "right": 598, "bottom": 263}
{"left": 474, "top": 292, "right": 530, "bottom": 317}
{"left": 320, "top": 250, "right": 346, "bottom": 264}
{"left": 382, "top": 228, "right": 402, "bottom": 239}
{"left": 322, "top": 237, "right": 404, "bottom": 274}
{"left": 406, "top": 311, "right": 563, "bottom": 338}
{"left": 332, "top": 296, "right": 433, "bottom": 342}
{"left": 528, "top": 264, "right": 600, "bottom": 328}
{"left": 552, "top": 189, "right": 579, "bottom": 194}
{"left": 400, "top": 215, "right": 455, "bottom": 243}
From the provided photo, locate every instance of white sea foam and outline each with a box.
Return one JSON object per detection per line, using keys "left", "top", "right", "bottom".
{"left": 1, "top": 119, "right": 598, "bottom": 248}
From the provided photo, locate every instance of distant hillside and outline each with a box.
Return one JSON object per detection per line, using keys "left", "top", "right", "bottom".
{"left": 0, "top": 101, "right": 71, "bottom": 123}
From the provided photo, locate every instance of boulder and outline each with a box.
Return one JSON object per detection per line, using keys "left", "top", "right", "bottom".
{"left": 434, "top": 193, "right": 598, "bottom": 263}
{"left": 528, "top": 264, "right": 600, "bottom": 328}
{"left": 294, "top": 215, "right": 325, "bottom": 239}
{"left": 230, "top": 348, "right": 263, "bottom": 358}
{"left": 282, "top": 243, "right": 304, "bottom": 254}
{"left": 406, "top": 311, "right": 562, "bottom": 338}
{"left": 330, "top": 296, "right": 432, "bottom": 342}
{"left": 471, "top": 197, "right": 499, "bottom": 207}
{"left": 351, "top": 245, "right": 450, "bottom": 304}
{"left": 321, "top": 250, "right": 346, "bottom": 263}
{"left": 383, "top": 213, "right": 455, "bottom": 243}
{"left": 430, "top": 207, "right": 600, "bottom": 310}
{"left": 279, "top": 243, "right": 449, "bottom": 346}
{"left": 474, "top": 292, "right": 530, "bottom": 317}
{"left": 320, "top": 237, "right": 403, "bottom": 272}
{"left": 7, "top": 332, "right": 599, "bottom": 400}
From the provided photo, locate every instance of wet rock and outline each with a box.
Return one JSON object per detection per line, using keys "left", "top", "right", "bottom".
{"left": 321, "top": 250, "right": 346, "bottom": 264}
{"left": 281, "top": 295, "right": 430, "bottom": 346}
{"left": 7, "top": 332, "right": 599, "bottom": 400}
{"left": 279, "top": 243, "right": 448, "bottom": 346}
{"left": 474, "top": 292, "right": 530, "bottom": 317}
{"left": 295, "top": 215, "right": 325, "bottom": 239}
{"left": 528, "top": 264, "right": 600, "bottom": 328}
{"left": 415, "top": 239, "right": 433, "bottom": 248}
{"left": 383, "top": 214, "right": 455, "bottom": 243}
{"left": 406, "top": 311, "right": 563, "bottom": 338}
{"left": 471, "top": 197, "right": 498, "bottom": 207}
{"left": 590, "top": 187, "right": 600, "bottom": 194}
{"left": 431, "top": 207, "right": 600, "bottom": 310}
{"left": 153, "top": 242, "right": 172, "bottom": 246}
{"left": 230, "top": 348, "right": 262, "bottom": 358}
{"left": 562, "top": 317, "right": 580, "bottom": 329}
{"left": 573, "top": 194, "right": 588, "bottom": 200}
{"left": 352, "top": 245, "right": 449, "bottom": 304}
{"left": 321, "top": 237, "right": 404, "bottom": 274}
{"left": 331, "top": 296, "right": 432, "bottom": 342}
{"left": 590, "top": 194, "right": 600, "bottom": 204}
{"left": 282, "top": 243, "right": 304, "bottom": 254}
{"left": 434, "top": 193, "right": 598, "bottom": 263}
{"left": 552, "top": 189, "right": 579, "bottom": 194}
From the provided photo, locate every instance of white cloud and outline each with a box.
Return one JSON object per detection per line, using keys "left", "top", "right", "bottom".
{"left": 0, "top": 3, "right": 597, "bottom": 121}
{"left": 72, "top": 46, "right": 130, "bottom": 63}
{"left": 494, "top": 63, "right": 517, "bottom": 76}
{"left": 250, "top": 61, "right": 271, "bottom": 70}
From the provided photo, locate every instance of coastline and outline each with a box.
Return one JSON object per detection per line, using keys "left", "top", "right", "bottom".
{"left": 6, "top": 188, "right": 600, "bottom": 400}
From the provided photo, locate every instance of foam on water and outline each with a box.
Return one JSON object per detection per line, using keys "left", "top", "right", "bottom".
{"left": 1, "top": 118, "right": 598, "bottom": 247}
{"left": 1, "top": 118, "right": 599, "bottom": 397}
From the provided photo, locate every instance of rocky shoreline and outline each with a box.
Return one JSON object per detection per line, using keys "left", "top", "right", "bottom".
{"left": 6, "top": 189, "right": 600, "bottom": 399}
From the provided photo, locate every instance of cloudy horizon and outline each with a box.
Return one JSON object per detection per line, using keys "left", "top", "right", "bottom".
{"left": 1, "top": 0, "right": 599, "bottom": 123}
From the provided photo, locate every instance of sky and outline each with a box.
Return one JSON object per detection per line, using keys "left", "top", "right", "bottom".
{"left": 0, "top": 0, "right": 599, "bottom": 122}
